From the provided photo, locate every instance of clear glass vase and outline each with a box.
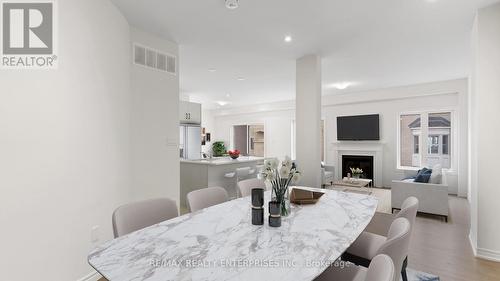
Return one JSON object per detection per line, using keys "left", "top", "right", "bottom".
{"left": 271, "top": 185, "right": 291, "bottom": 217}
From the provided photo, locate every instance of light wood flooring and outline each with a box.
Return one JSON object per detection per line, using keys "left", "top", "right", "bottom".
{"left": 98, "top": 195, "right": 500, "bottom": 281}
{"left": 407, "top": 196, "right": 500, "bottom": 281}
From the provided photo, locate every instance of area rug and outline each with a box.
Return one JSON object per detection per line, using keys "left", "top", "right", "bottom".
{"left": 405, "top": 268, "right": 440, "bottom": 281}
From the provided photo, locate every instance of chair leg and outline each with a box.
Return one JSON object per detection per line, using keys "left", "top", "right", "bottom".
{"left": 401, "top": 256, "right": 408, "bottom": 281}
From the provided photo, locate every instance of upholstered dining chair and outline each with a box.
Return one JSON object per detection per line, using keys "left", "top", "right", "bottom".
{"left": 187, "top": 186, "right": 229, "bottom": 212}
{"left": 343, "top": 218, "right": 412, "bottom": 281}
{"left": 112, "top": 198, "right": 178, "bottom": 238}
{"left": 366, "top": 197, "right": 419, "bottom": 236}
{"left": 361, "top": 196, "right": 419, "bottom": 281}
{"left": 237, "top": 178, "right": 267, "bottom": 198}
{"left": 314, "top": 254, "right": 394, "bottom": 281}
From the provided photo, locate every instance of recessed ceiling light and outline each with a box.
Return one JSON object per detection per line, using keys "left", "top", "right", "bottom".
{"left": 284, "top": 35, "right": 292, "bottom": 43}
{"left": 216, "top": 101, "right": 230, "bottom": 106}
{"left": 327, "top": 82, "right": 353, "bottom": 90}
{"left": 225, "top": 0, "right": 239, "bottom": 9}
{"left": 208, "top": 68, "right": 216, "bottom": 72}
{"left": 237, "top": 77, "right": 245, "bottom": 81}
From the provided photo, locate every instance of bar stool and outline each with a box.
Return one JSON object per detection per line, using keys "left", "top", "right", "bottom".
{"left": 224, "top": 167, "right": 255, "bottom": 198}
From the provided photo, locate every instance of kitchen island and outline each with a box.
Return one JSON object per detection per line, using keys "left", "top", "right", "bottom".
{"left": 180, "top": 156, "right": 265, "bottom": 212}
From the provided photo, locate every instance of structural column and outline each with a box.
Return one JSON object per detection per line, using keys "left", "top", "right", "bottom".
{"left": 469, "top": 2, "right": 500, "bottom": 261}
{"left": 295, "top": 55, "right": 322, "bottom": 188}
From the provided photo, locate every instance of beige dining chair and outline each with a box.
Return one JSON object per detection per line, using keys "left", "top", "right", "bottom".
{"left": 237, "top": 178, "right": 267, "bottom": 197}
{"left": 358, "top": 196, "right": 418, "bottom": 281}
{"left": 343, "top": 218, "right": 411, "bottom": 281}
{"left": 187, "top": 186, "right": 229, "bottom": 212}
{"left": 366, "top": 197, "right": 419, "bottom": 236}
{"left": 314, "top": 254, "right": 394, "bottom": 281}
{"left": 112, "top": 198, "right": 178, "bottom": 238}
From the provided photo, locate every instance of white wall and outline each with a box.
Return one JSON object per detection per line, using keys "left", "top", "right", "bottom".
{"left": 470, "top": 2, "right": 500, "bottom": 261}
{"left": 201, "top": 108, "right": 215, "bottom": 154}
{"left": 129, "top": 28, "right": 180, "bottom": 205}
{"left": 210, "top": 79, "right": 468, "bottom": 194}
{"left": 0, "top": 1, "right": 131, "bottom": 280}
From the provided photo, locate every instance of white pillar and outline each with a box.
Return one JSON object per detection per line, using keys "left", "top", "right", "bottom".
{"left": 295, "top": 55, "right": 322, "bottom": 188}
{"left": 470, "top": 2, "right": 500, "bottom": 260}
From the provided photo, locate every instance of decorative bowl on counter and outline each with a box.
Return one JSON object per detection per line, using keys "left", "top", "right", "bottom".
{"left": 228, "top": 150, "right": 240, "bottom": 159}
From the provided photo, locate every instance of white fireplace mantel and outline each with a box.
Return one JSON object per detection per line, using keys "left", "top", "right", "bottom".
{"left": 332, "top": 142, "right": 385, "bottom": 187}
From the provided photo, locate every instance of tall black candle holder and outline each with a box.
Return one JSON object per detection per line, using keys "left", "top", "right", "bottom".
{"left": 268, "top": 201, "right": 281, "bottom": 227}
{"left": 251, "top": 188, "right": 264, "bottom": 225}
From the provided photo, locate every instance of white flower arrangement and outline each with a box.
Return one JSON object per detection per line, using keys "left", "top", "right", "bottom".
{"left": 350, "top": 167, "right": 363, "bottom": 175}
{"left": 259, "top": 156, "right": 301, "bottom": 216}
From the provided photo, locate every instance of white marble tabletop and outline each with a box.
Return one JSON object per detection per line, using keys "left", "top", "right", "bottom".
{"left": 88, "top": 186, "right": 378, "bottom": 281}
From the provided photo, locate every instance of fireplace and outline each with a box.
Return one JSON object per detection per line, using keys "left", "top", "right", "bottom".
{"left": 342, "top": 155, "right": 374, "bottom": 181}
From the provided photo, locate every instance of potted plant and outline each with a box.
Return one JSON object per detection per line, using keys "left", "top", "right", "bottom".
{"left": 212, "top": 141, "right": 226, "bottom": 157}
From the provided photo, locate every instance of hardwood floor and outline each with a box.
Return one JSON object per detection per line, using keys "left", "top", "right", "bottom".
{"left": 98, "top": 196, "right": 500, "bottom": 281}
{"left": 408, "top": 196, "right": 500, "bottom": 281}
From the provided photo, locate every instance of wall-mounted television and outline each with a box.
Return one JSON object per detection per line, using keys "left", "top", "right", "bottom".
{"left": 337, "top": 114, "right": 380, "bottom": 141}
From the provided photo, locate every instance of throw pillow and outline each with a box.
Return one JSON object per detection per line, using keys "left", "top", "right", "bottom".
{"left": 415, "top": 171, "right": 432, "bottom": 183}
{"left": 414, "top": 168, "right": 432, "bottom": 183}
{"left": 429, "top": 164, "right": 443, "bottom": 184}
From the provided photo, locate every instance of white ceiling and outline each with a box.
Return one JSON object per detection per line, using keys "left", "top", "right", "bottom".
{"left": 112, "top": 0, "right": 498, "bottom": 108}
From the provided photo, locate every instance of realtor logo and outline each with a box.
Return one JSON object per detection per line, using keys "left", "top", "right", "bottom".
{"left": 1, "top": 1, "right": 57, "bottom": 69}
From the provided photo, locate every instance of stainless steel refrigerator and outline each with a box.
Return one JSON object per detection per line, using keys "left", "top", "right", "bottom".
{"left": 180, "top": 125, "right": 201, "bottom": 159}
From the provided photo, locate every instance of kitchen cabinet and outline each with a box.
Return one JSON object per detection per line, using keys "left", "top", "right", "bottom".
{"left": 180, "top": 101, "right": 201, "bottom": 124}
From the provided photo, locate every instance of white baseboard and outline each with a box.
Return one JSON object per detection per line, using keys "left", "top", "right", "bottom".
{"left": 77, "top": 270, "right": 101, "bottom": 281}
{"left": 477, "top": 247, "right": 500, "bottom": 262}
{"left": 469, "top": 233, "right": 500, "bottom": 262}
{"left": 469, "top": 233, "right": 477, "bottom": 256}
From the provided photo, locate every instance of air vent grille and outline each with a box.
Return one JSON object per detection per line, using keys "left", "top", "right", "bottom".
{"left": 133, "top": 43, "right": 176, "bottom": 75}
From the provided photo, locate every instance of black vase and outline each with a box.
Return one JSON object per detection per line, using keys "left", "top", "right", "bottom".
{"left": 268, "top": 201, "right": 281, "bottom": 227}
{"left": 251, "top": 188, "right": 264, "bottom": 207}
{"left": 251, "top": 188, "right": 264, "bottom": 225}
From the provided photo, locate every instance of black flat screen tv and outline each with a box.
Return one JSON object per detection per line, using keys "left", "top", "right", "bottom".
{"left": 337, "top": 114, "right": 380, "bottom": 141}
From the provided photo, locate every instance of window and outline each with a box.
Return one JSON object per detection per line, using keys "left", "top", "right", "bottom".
{"left": 400, "top": 114, "right": 421, "bottom": 168}
{"left": 442, "top": 135, "right": 449, "bottom": 155}
{"left": 413, "top": 135, "right": 419, "bottom": 154}
{"left": 399, "top": 111, "right": 452, "bottom": 169}
{"left": 428, "top": 135, "right": 439, "bottom": 154}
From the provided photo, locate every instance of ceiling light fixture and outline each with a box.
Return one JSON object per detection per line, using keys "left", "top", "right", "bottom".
{"left": 237, "top": 77, "right": 245, "bottom": 81}
{"left": 225, "top": 0, "right": 239, "bottom": 10}
{"left": 216, "top": 101, "right": 230, "bottom": 106}
{"left": 208, "top": 68, "right": 216, "bottom": 72}
{"left": 284, "top": 35, "right": 292, "bottom": 43}
{"left": 329, "top": 82, "right": 352, "bottom": 90}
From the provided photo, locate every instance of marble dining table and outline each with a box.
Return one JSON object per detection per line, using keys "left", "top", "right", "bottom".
{"left": 88, "top": 186, "right": 378, "bottom": 281}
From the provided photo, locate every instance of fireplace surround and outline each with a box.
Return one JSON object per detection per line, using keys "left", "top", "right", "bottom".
{"left": 332, "top": 142, "right": 384, "bottom": 187}
{"left": 342, "top": 155, "right": 374, "bottom": 180}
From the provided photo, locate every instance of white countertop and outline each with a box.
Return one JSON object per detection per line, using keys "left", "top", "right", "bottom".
{"left": 88, "top": 187, "right": 378, "bottom": 281}
{"left": 181, "top": 156, "right": 264, "bottom": 166}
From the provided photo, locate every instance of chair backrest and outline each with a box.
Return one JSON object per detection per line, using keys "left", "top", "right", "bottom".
{"left": 112, "top": 198, "right": 178, "bottom": 238}
{"left": 237, "top": 178, "right": 266, "bottom": 197}
{"left": 396, "top": 196, "right": 419, "bottom": 232}
{"left": 187, "top": 186, "right": 229, "bottom": 212}
{"left": 376, "top": 218, "right": 411, "bottom": 281}
{"left": 365, "top": 254, "right": 395, "bottom": 281}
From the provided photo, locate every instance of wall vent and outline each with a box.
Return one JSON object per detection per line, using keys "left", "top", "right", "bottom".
{"left": 133, "top": 43, "right": 176, "bottom": 75}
